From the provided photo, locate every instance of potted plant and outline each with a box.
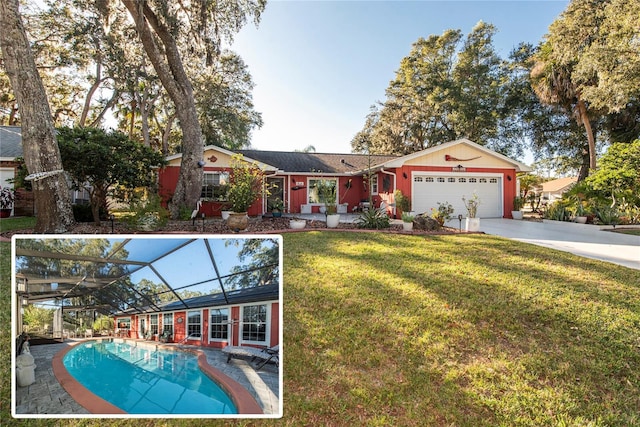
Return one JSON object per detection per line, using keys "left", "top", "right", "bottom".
{"left": 269, "top": 198, "right": 285, "bottom": 218}
{"left": 401, "top": 212, "right": 414, "bottom": 231}
{"left": 462, "top": 193, "right": 480, "bottom": 231}
{"left": 226, "top": 154, "right": 263, "bottom": 231}
{"left": 317, "top": 180, "right": 340, "bottom": 228}
{"left": 394, "top": 190, "right": 413, "bottom": 217}
{"left": 574, "top": 203, "right": 588, "bottom": 224}
{"left": 512, "top": 196, "right": 524, "bottom": 220}
{"left": 0, "top": 186, "right": 15, "bottom": 218}
{"left": 289, "top": 218, "right": 307, "bottom": 229}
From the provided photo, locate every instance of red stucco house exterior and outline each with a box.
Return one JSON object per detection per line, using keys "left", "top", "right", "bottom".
{"left": 158, "top": 138, "right": 532, "bottom": 219}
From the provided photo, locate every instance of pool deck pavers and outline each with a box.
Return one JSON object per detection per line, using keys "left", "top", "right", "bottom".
{"left": 14, "top": 339, "right": 280, "bottom": 417}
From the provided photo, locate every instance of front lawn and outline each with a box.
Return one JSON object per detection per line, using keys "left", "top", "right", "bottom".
{"left": 1, "top": 232, "right": 639, "bottom": 426}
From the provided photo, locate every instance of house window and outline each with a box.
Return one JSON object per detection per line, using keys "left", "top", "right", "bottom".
{"left": 414, "top": 176, "right": 423, "bottom": 182}
{"left": 242, "top": 304, "right": 267, "bottom": 343}
{"left": 163, "top": 313, "right": 173, "bottom": 335}
{"left": 425, "top": 177, "right": 434, "bottom": 182}
{"left": 490, "top": 178, "right": 498, "bottom": 183}
{"left": 469, "top": 178, "right": 477, "bottom": 183}
{"left": 117, "top": 318, "right": 131, "bottom": 330}
{"left": 448, "top": 177, "right": 456, "bottom": 183}
{"left": 479, "top": 178, "right": 487, "bottom": 183}
{"left": 458, "top": 178, "right": 466, "bottom": 183}
{"left": 150, "top": 314, "right": 158, "bottom": 335}
{"left": 201, "top": 172, "right": 229, "bottom": 200}
{"left": 370, "top": 175, "right": 378, "bottom": 195}
{"left": 187, "top": 310, "right": 201, "bottom": 337}
{"left": 210, "top": 308, "right": 229, "bottom": 341}
{"left": 437, "top": 177, "right": 445, "bottom": 183}
{"left": 308, "top": 178, "right": 338, "bottom": 204}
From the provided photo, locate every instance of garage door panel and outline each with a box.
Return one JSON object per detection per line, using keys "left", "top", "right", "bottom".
{"left": 412, "top": 175, "right": 502, "bottom": 218}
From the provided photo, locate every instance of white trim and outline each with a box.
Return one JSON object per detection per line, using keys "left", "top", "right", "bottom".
{"left": 186, "top": 309, "right": 203, "bottom": 339}
{"left": 208, "top": 306, "right": 231, "bottom": 346}
{"left": 239, "top": 302, "right": 271, "bottom": 346}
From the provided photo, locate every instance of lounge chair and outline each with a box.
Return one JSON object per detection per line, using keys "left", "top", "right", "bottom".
{"left": 221, "top": 344, "right": 279, "bottom": 369}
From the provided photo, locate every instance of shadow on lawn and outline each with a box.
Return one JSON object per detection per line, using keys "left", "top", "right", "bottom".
{"left": 283, "top": 232, "right": 640, "bottom": 425}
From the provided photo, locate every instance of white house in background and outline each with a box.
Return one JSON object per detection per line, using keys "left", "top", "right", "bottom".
{"left": 539, "top": 177, "right": 578, "bottom": 203}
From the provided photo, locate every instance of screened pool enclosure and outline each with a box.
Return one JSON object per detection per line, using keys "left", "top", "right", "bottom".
{"left": 13, "top": 236, "right": 281, "bottom": 342}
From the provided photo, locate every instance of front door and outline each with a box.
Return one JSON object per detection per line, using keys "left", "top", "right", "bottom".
{"left": 266, "top": 177, "right": 285, "bottom": 212}
{"left": 138, "top": 317, "right": 146, "bottom": 339}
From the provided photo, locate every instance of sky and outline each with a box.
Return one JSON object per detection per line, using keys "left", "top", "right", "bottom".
{"left": 231, "top": 0, "right": 570, "bottom": 162}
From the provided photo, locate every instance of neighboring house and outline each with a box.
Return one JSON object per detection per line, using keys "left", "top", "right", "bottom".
{"left": 538, "top": 177, "right": 578, "bottom": 204}
{"left": 113, "top": 283, "right": 279, "bottom": 349}
{"left": 159, "top": 138, "right": 533, "bottom": 219}
{"left": 0, "top": 125, "right": 91, "bottom": 216}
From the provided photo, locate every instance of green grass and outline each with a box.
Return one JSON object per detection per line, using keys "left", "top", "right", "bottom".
{"left": 2, "top": 231, "right": 640, "bottom": 426}
{"left": 0, "top": 216, "right": 36, "bottom": 233}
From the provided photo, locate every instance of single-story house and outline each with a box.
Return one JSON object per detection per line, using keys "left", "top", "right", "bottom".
{"left": 159, "top": 138, "right": 533, "bottom": 219}
{"left": 538, "top": 177, "right": 578, "bottom": 204}
{"left": 113, "top": 283, "right": 279, "bottom": 349}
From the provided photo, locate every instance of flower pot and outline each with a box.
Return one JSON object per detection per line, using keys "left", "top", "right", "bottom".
{"left": 0, "top": 209, "right": 11, "bottom": 218}
{"left": 511, "top": 211, "right": 524, "bottom": 220}
{"left": 575, "top": 216, "right": 587, "bottom": 224}
{"left": 221, "top": 210, "right": 232, "bottom": 220}
{"left": 465, "top": 217, "right": 480, "bottom": 232}
{"left": 289, "top": 219, "right": 306, "bottom": 229}
{"left": 227, "top": 212, "right": 249, "bottom": 232}
{"left": 272, "top": 211, "right": 282, "bottom": 218}
{"left": 402, "top": 221, "right": 413, "bottom": 232}
{"left": 326, "top": 214, "right": 340, "bottom": 228}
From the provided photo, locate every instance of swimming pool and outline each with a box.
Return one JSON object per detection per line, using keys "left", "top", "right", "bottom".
{"left": 62, "top": 340, "right": 237, "bottom": 414}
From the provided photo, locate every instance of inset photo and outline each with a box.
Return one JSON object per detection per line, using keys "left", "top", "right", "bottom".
{"left": 12, "top": 235, "right": 282, "bottom": 419}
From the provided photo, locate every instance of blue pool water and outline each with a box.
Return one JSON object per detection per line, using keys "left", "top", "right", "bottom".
{"left": 63, "top": 340, "right": 238, "bottom": 414}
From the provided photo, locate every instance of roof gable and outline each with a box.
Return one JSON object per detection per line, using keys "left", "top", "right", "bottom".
{"left": 382, "top": 139, "right": 532, "bottom": 172}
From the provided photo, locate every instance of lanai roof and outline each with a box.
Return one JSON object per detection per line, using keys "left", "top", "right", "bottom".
{"left": 14, "top": 236, "right": 281, "bottom": 316}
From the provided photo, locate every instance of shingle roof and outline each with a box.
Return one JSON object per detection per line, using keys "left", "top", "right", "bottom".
{"left": 116, "top": 283, "right": 280, "bottom": 315}
{"left": 0, "top": 126, "right": 23, "bottom": 158}
{"left": 238, "top": 150, "right": 399, "bottom": 174}
{"left": 541, "top": 177, "right": 578, "bottom": 193}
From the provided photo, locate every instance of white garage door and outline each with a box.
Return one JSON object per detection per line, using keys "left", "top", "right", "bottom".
{"left": 412, "top": 173, "right": 503, "bottom": 218}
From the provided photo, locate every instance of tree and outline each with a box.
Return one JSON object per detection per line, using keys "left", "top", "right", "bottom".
{"left": 352, "top": 22, "right": 508, "bottom": 155}
{"left": 56, "top": 126, "right": 166, "bottom": 225}
{"left": 120, "top": 0, "right": 265, "bottom": 219}
{"left": 224, "top": 238, "right": 279, "bottom": 289}
{"left": 585, "top": 140, "right": 640, "bottom": 206}
{"left": 0, "top": 0, "right": 75, "bottom": 232}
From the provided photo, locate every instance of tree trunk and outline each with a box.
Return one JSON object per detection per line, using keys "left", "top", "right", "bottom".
{"left": 0, "top": 0, "right": 75, "bottom": 232}
{"left": 122, "top": 0, "right": 203, "bottom": 219}
{"left": 576, "top": 98, "right": 597, "bottom": 172}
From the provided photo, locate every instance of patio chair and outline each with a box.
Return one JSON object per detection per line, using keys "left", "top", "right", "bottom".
{"left": 221, "top": 344, "right": 279, "bottom": 370}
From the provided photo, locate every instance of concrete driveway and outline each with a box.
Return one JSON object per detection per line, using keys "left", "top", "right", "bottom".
{"left": 452, "top": 218, "right": 640, "bottom": 270}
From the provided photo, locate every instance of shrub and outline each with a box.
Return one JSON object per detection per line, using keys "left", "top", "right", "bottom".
{"left": 355, "top": 208, "right": 391, "bottom": 229}
{"left": 394, "top": 190, "right": 411, "bottom": 213}
{"left": 124, "top": 194, "right": 169, "bottom": 230}
{"left": 544, "top": 201, "right": 571, "bottom": 221}
{"left": 431, "top": 202, "right": 454, "bottom": 226}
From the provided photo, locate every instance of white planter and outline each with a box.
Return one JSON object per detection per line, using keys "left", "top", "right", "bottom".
{"left": 326, "top": 214, "right": 340, "bottom": 228}
{"left": 221, "top": 210, "right": 232, "bottom": 220}
{"left": 402, "top": 221, "right": 413, "bottom": 232}
{"left": 300, "top": 204, "right": 312, "bottom": 214}
{"left": 289, "top": 219, "right": 306, "bottom": 229}
{"left": 575, "top": 216, "right": 587, "bottom": 224}
{"left": 511, "top": 211, "right": 524, "bottom": 220}
{"left": 465, "top": 217, "right": 481, "bottom": 232}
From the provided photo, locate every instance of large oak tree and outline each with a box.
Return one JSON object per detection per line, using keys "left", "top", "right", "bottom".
{"left": 0, "top": 0, "right": 74, "bottom": 232}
